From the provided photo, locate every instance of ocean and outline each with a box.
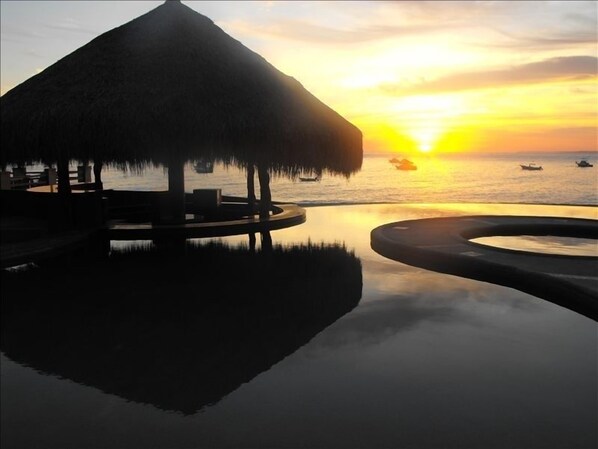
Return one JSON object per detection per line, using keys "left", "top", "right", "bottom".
{"left": 99, "top": 151, "right": 598, "bottom": 206}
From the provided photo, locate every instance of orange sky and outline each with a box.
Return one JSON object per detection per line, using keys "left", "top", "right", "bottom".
{"left": 1, "top": 1, "right": 597, "bottom": 154}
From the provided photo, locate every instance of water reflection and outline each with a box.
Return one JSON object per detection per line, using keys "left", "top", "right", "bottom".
{"left": 2, "top": 204, "right": 596, "bottom": 449}
{"left": 471, "top": 235, "right": 598, "bottom": 256}
{"left": 1, "top": 241, "right": 362, "bottom": 415}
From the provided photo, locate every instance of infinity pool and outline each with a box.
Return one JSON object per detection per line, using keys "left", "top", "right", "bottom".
{"left": 1, "top": 203, "right": 596, "bottom": 449}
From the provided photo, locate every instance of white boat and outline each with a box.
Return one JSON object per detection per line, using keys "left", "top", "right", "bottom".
{"left": 520, "top": 163, "right": 543, "bottom": 171}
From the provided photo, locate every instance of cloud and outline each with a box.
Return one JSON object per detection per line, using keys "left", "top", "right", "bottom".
{"left": 564, "top": 11, "right": 598, "bottom": 28}
{"left": 484, "top": 29, "right": 598, "bottom": 50}
{"left": 305, "top": 280, "right": 542, "bottom": 350}
{"left": 225, "top": 18, "right": 460, "bottom": 45}
{"left": 0, "top": 24, "right": 47, "bottom": 42}
{"left": 44, "top": 20, "right": 99, "bottom": 36}
{"left": 219, "top": 0, "right": 597, "bottom": 54}
{"left": 381, "top": 56, "right": 598, "bottom": 95}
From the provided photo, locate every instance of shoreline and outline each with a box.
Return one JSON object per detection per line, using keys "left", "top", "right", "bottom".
{"left": 298, "top": 200, "right": 598, "bottom": 208}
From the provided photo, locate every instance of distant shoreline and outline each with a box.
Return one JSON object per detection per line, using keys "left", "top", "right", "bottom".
{"left": 366, "top": 150, "right": 598, "bottom": 157}
{"left": 298, "top": 201, "right": 598, "bottom": 208}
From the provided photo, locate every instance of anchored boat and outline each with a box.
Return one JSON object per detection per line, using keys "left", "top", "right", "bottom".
{"left": 576, "top": 159, "right": 593, "bottom": 168}
{"left": 395, "top": 159, "right": 417, "bottom": 170}
{"left": 520, "top": 163, "right": 543, "bottom": 171}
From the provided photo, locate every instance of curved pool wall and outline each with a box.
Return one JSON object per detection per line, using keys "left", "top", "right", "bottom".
{"left": 371, "top": 215, "right": 598, "bottom": 321}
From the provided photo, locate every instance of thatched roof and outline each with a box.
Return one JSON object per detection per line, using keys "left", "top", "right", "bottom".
{"left": 0, "top": 0, "right": 362, "bottom": 177}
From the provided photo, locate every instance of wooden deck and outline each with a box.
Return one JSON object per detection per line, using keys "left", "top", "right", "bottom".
{"left": 1, "top": 203, "right": 306, "bottom": 268}
{"left": 108, "top": 203, "right": 306, "bottom": 240}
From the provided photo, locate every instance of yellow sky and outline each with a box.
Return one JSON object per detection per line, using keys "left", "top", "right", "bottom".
{"left": 2, "top": 1, "right": 597, "bottom": 154}
{"left": 223, "top": 1, "right": 597, "bottom": 154}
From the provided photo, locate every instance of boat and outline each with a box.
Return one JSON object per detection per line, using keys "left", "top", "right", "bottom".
{"left": 299, "top": 175, "right": 320, "bottom": 182}
{"left": 193, "top": 159, "right": 214, "bottom": 173}
{"left": 520, "top": 163, "right": 543, "bottom": 171}
{"left": 395, "top": 159, "right": 417, "bottom": 170}
{"left": 389, "top": 157, "right": 400, "bottom": 163}
{"left": 576, "top": 159, "right": 593, "bottom": 167}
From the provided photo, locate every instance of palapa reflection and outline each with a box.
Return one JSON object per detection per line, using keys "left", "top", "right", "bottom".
{"left": 1, "top": 241, "right": 362, "bottom": 415}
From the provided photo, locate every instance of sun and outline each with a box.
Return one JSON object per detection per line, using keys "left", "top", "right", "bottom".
{"left": 412, "top": 127, "right": 440, "bottom": 153}
{"left": 419, "top": 142, "right": 433, "bottom": 153}
{"left": 388, "top": 94, "right": 468, "bottom": 154}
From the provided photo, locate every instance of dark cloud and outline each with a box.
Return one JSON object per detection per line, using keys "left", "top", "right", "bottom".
{"left": 381, "top": 56, "right": 598, "bottom": 95}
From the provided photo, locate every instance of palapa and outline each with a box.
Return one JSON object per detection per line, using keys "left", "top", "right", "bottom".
{"left": 1, "top": 0, "right": 362, "bottom": 220}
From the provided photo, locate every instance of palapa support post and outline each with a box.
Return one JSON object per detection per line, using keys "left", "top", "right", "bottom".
{"left": 93, "top": 161, "right": 103, "bottom": 190}
{"left": 57, "top": 157, "right": 72, "bottom": 195}
{"left": 257, "top": 164, "right": 271, "bottom": 219}
{"left": 260, "top": 231, "right": 272, "bottom": 253}
{"left": 168, "top": 155, "right": 186, "bottom": 224}
{"left": 247, "top": 165, "right": 256, "bottom": 214}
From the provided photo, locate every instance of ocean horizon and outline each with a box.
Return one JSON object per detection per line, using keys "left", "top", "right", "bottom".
{"left": 90, "top": 150, "right": 598, "bottom": 206}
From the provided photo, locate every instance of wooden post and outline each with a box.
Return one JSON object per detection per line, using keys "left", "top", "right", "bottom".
{"left": 257, "top": 164, "right": 271, "bottom": 219}
{"left": 57, "top": 157, "right": 71, "bottom": 195}
{"left": 260, "top": 231, "right": 272, "bottom": 252}
{"left": 93, "top": 161, "right": 103, "bottom": 190}
{"left": 168, "top": 156, "right": 186, "bottom": 223}
{"left": 247, "top": 165, "right": 256, "bottom": 213}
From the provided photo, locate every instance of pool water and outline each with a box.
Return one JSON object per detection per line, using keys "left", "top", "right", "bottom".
{"left": 1, "top": 203, "right": 596, "bottom": 449}
{"left": 470, "top": 235, "right": 598, "bottom": 256}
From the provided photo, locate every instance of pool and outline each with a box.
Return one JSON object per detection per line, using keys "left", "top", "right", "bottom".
{"left": 1, "top": 203, "right": 596, "bottom": 449}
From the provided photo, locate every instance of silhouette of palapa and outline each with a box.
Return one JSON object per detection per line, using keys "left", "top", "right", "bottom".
{"left": 1, "top": 241, "right": 363, "bottom": 415}
{"left": 0, "top": 0, "right": 362, "bottom": 219}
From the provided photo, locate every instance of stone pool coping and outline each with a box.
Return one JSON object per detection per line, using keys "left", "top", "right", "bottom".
{"left": 371, "top": 215, "right": 598, "bottom": 321}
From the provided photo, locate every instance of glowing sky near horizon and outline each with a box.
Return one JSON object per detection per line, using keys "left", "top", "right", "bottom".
{"left": 1, "top": 1, "right": 596, "bottom": 154}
